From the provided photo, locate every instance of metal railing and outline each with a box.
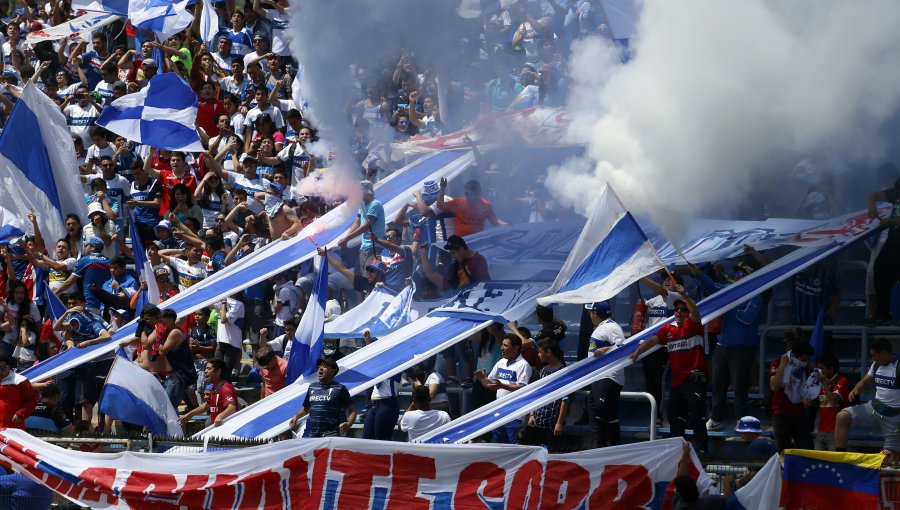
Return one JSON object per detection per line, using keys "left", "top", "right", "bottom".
{"left": 756, "top": 323, "right": 900, "bottom": 390}
{"left": 621, "top": 391, "right": 658, "bottom": 441}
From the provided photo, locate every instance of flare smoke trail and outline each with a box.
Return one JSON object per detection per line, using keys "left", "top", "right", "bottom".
{"left": 548, "top": 0, "right": 900, "bottom": 237}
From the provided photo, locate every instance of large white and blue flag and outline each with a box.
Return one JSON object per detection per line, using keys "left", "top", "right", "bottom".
{"left": 0, "top": 206, "right": 25, "bottom": 245}
{"left": 97, "top": 73, "right": 203, "bottom": 152}
{"left": 538, "top": 183, "right": 663, "bottom": 305}
{"left": 0, "top": 84, "right": 88, "bottom": 245}
{"left": 285, "top": 253, "right": 328, "bottom": 384}
{"left": 726, "top": 454, "right": 782, "bottom": 510}
{"left": 25, "top": 11, "right": 121, "bottom": 44}
{"left": 198, "top": 0, "right": 220, "bottom": 47}
{"left": 98, "top": 357, "right": 183, "bottom": 436}
{"left": 72, "top": 0, "right": 191, "bottom": 40}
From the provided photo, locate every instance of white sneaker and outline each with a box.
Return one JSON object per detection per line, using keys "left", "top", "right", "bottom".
{"left": 706, "top": 419, "right": 724, "bottom": 431}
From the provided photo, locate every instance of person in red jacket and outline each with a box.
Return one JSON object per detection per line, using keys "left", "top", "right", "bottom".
{"left": 0, "top": 354, "right": 35, "bottom": 429}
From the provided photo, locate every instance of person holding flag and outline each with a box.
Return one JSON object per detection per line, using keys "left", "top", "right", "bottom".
{"left": 630, "top": 286, "right": 709, "bottom": 453}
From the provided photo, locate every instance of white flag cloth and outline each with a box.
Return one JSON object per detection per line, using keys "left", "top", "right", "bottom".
{"left": 538, "top": 183, "right": 663, "bottom": 305}
{"left": 0, "top": 84, "right": 88, "bottom": 244}
{"left": 98, "top": 357, "right": 183, "bottom": 436}
{"left": 97, "top": 73, "right": 204, "bottom": 152}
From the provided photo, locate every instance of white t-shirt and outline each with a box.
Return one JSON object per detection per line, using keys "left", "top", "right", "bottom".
{"left": 488, "top": 354, "right": 532, "bottom": 399}
{"left": 82, "top": 221, "right": 119, "bottom": 259}
{"left": 265, "top": 9, "right": 291, "bottom": 56}
{"left": 371, "top": 377, "right": 399, "bottom": 399}
{"left": 268, "top": 333, "right": 292, "bottom": 358}
{"left": 400, "top": 409, "right": 451, "bottom": 441}
{"left": 168, "top": 257, "right": 208, "bottom": 291}
{"left": 243, "top": 104, "right": 285, "bottom": 134}
{"left": 870, "top": 357, "right": 900, "bottom": 408}
{"left": 64, "top": 103, "right": 101, "bottom": 145}
{"left": 589, "top": 319, "right": 626, "bottom": 385}
{"left": 646, "top": 291, "right": 683, "bottom": 328}
{"left": 217, "top": 298, "right": 245, "bottom": 348}
{"left": 425, "top": 372, "right": 449, "bottom": 406}
{"left": 273, "top": 282, "right": 300, "bottom": 326}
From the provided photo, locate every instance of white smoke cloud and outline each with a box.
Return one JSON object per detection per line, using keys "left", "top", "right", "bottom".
{"left": 548, "top": 0, "right": 900, "bottom": 235}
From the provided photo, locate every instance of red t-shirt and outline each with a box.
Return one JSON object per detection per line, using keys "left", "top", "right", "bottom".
{"left": 654, "top": 317, "right": 706, "bottom": 387}
{"left": 817, "top": 374, "right": 849, "bottom": 433}
{"left": 158, "top": 169, "right": 198, "bottom": 216}
{"left": 769, "top": 359, "right": 806, "bottom": 417}
{"left": 196, "top": 99, "right": 225, "bottom": 138}
{"left": 443, "top": 197, "right": 498, "bottom": 237}
{"left": 207, "top": 381, "right": 238, "bottom": 423}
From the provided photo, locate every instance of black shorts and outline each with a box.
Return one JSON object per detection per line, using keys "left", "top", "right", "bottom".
{"left": 83, "top": 359, "right": 114, "bottom": 404}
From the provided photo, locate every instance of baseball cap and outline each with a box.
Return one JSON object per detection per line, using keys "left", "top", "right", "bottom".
{"left": 444, "top": 235, "right": 467, "bottom": 251}
{"left": 585, "top": 301, "right": 611, "bottom": 315}
{"left": 113, "top": 80, "right": 127, "bottom": 91}
{"left": 155, "top": 219, "right": 173, "bottom": 233}
{"left": 154, "top": 266, "right": 171, "bottom": 278}
{"left": 324, "top": 299, "right": 342, "bottom": 323}
{"left": 150, "top": 240, "right": 164, "bottom": 249}
{"left": 360, "top": 180, "right": 375, "bottom": 195}
{"left": 86, "top": 237, "right": 104, "bottom": 250}
{"left": 422, "top": 180, "right": 440, "bottom": 202}
{"left": 735, "top": 416, "right": 763, "bottom": 434}
{"left": 142, "top": 58, "right": 157, "bottom": 68}
{"left": 268, "top": 181, "right": 285, "bottom": 195}
{"left": 317, "top": 356, "right": 339, "bottom": 372}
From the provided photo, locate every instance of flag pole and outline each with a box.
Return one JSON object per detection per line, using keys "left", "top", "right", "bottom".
{"left": 605, "top": 182, "right": 689, "bottom": 282}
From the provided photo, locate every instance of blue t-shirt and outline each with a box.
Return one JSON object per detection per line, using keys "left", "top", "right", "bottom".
{"left": 100, "top": 274, "right": 138, "bottom": 301}
{"left": 74, "top": 253, "right": 111, "bottom": 310}
{"left": 130, "top": 180, "right": 162, "bottom": 226}
{"left": 358, "top": 198, "right": 385, "bottom": 252}
{"left": 209, "top": 251, "right": 227, "bottom": 274}
{"left": 69, "top": 310, "right": 108, "bottom": 343}
{"left": 78, "top": 50, "right": 105, "bottom": 89}
{"left": 381, "top": 246, "right": 414, "bottom": 293}
{"left": 303, "top": 381, "right": 352, "bottom": 437}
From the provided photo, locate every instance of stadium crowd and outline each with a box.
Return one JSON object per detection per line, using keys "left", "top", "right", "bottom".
{"left": 0, "top": 0, "right": 897, "bottom": 468}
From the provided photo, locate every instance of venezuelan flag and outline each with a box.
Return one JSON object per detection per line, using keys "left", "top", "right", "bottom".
{"left": 780, "top": 449, "right": 884, "bottom": 510}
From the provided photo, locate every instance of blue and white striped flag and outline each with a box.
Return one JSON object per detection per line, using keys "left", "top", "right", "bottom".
{"left": 0, "top": 85, "right": 87, "bottom": 245}
{"left": 73, "top": 0, "right": 191, "bottom": 40}
{"left": 538, "top": 183, "right": 663, "bottom": 305}
{"left": 0, "top": 206, "right": 25, "bottom": 245}
{"left": 127, "top": 209, "right": 159, "bottom": 315}
{"left": 198, "top": 0, "right": 220, "bottom": 47}
{"left": 99, "top": 357, "right": 183, "bottom": 435}
{"left": 97, "top": 73, "right": 204, "bottom": 152}
{"left": 285, "top": 252, "right": 329, "bottom": 384}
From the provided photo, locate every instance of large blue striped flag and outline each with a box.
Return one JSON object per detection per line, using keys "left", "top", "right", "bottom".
{"left": 0, "top": 85, "right": 88, "bottom": 246}
{"left": 99, "top": 357, "right": 182, "bottom": 435}
{"left": 285, "top": 252, "right": 328, "bottom": 384}
{"left": 780, "top": 449, "right": 883, "bottom": 510}
{"left": 538, "top": 183, "right": 662, "bottom": 305}
{"left": 72, "top": 0, "right": 191, "bottom": 40}
{"left": 98, "top": 72, "right": 203, "bottom": 152}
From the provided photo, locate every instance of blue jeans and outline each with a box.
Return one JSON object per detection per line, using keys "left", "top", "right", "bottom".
{"left": 492, "top": 419, "right": 522, "bottom": 444}
{"left": 164, "top": 374, "right": 188, "bottom": 410}
{"left": 362, "top": 397, "right": 399, "bottom": 440}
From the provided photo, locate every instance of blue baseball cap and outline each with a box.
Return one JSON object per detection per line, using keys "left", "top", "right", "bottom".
{"left": 86, "top": 237, "right": 104, "bottom": 250}
{"left": 585, "top": 301, "right": 611, "bottom": 315}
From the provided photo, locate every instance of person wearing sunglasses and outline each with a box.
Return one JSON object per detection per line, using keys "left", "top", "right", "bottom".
{"left": 630, "top": 284, "right": 708, "bottom": 453}
{"left": 0, "top": 353, "right": 35, "bottom": 430}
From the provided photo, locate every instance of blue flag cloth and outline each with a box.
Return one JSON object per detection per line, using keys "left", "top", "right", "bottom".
{"left": 0, "top": 85, "right": 88, "bottom": 246}
{"left": 811, "top": 306, "right": 826, "bottom": 359}
{"left": 97, "top": 73, "right": 203, "bottom": 152}
{"left": 285, "top": 252, "right": 328, "bottom": 384}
